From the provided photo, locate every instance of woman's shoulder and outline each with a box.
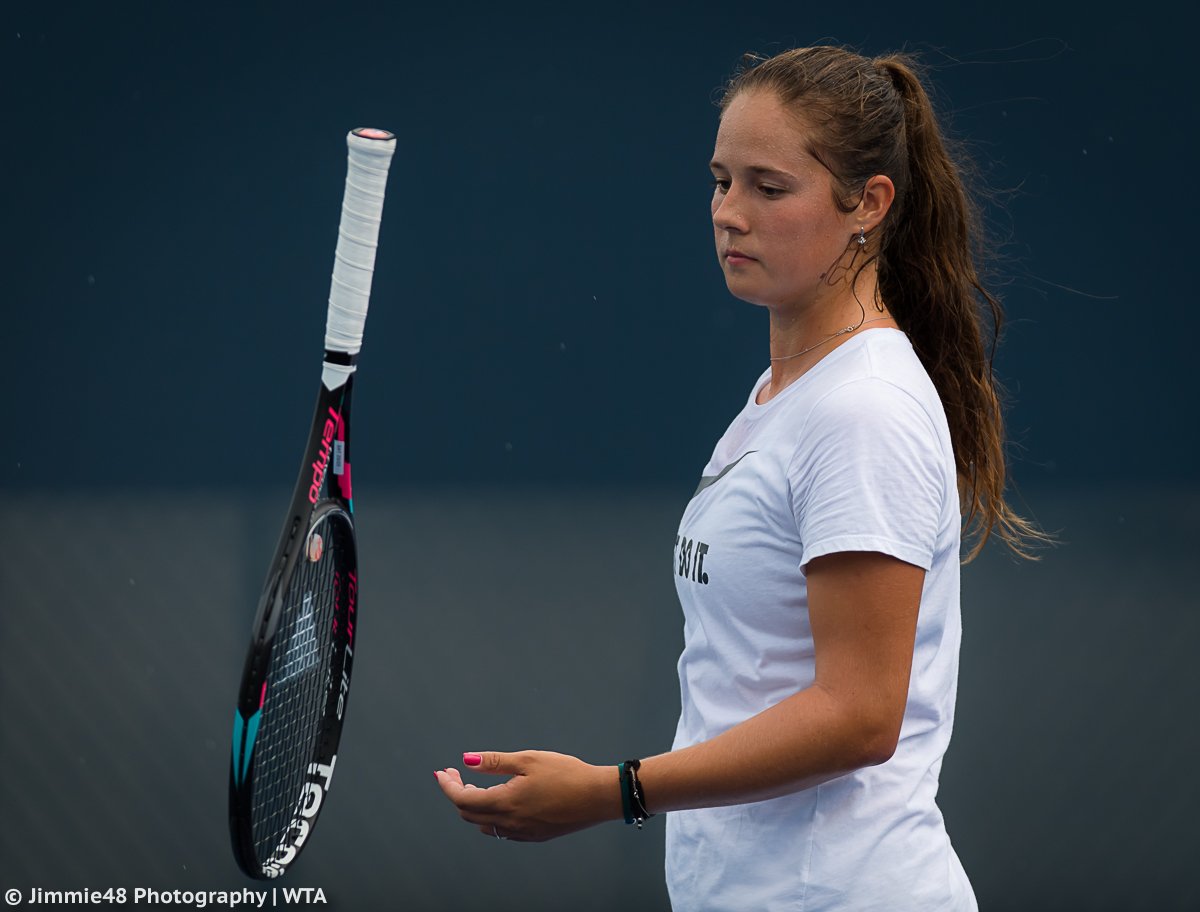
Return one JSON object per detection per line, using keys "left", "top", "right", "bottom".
{"left": 808, "top": 331, "right": 944, "bottom": 426}
{"left": 783, "top": 334, "right": 954, "bottom": 478}
{"left": 824, "top": 328, "right": 931, "bottom": 385}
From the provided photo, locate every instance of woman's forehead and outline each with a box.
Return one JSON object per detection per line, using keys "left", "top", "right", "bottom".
{"left": 714, "top": 91, "right": 819, "bottom": 171}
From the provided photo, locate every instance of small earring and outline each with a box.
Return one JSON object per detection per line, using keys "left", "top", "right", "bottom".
{"left": 857, "top": 226, "right": 866, "bottom": 246}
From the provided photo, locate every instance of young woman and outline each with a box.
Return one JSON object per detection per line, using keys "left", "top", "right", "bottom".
{"left": 435, "top": 45, "right": 1041, "bottom": 910}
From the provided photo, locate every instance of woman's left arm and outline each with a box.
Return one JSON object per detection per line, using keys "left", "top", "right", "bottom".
{"left": 434, "top": 550, "right": 923, "bottom": 840}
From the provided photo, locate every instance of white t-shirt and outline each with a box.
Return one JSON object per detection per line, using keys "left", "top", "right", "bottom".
{"left": 666, "top": 329, "right": 977, "bottom": 912}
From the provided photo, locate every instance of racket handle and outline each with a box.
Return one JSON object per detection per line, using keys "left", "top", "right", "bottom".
{"left": 324, "top": 128, "right": 396, "bottom": 364}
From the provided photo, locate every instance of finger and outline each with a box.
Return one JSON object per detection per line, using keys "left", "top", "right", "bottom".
{"left": 434, "top": 769, "right": 482, "bottom": 807}
{"left": 435, "top": 768, "right": 483, "bottom": 792}
{"left": 477, "top": 823, "right": 527, "bottom": 842}
{"left": 438, "top": 774, "right": 509, "bottom": 814}
{"left": 456, "top": 806, "right": 499, "bottom": 826}
{"left": 463, "top": 750, "right": 526, "bottom": 776}
{"left": 432, "top": 769, "right": 457, "bottom": 794}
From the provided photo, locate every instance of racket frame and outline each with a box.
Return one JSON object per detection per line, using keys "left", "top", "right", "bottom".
{"left": 229, "top": 375, "right": 359, "bottom": 879}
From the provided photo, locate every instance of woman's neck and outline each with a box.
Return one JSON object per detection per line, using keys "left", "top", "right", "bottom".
{"left": 758, "top": 266, "right": 895, "bottom": 404}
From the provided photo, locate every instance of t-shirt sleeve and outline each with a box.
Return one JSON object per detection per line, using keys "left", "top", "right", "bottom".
{"left": 788, "top": 377, "right": 949, "bottom": 572}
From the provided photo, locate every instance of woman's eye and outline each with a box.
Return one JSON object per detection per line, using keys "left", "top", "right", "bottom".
{"left": 711, "top": 178, "right": 730, "bottom": 193}
{"left": 758, "top": 185, "right": 783, "bottom": 198}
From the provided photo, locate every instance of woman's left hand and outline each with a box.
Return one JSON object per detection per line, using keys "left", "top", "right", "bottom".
{"left": 434, "top": 750, "right": 623, "bottom": 842}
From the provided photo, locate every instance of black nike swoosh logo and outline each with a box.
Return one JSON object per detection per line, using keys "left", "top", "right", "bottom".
{"left": 692, "top": 450, "right": 757, "bottom": 498}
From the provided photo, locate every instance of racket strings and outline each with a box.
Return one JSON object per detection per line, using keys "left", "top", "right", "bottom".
{"left": 249, "top": 514, "right": 349, "bottom": 865}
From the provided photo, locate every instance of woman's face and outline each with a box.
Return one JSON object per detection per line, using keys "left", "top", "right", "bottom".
{"left": 710, "top": 90, "right": 855, "bottom": 311}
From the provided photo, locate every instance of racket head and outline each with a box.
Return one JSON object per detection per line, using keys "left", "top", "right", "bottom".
{"left": 230, "top": 499, "right": 358, "bottom": 879}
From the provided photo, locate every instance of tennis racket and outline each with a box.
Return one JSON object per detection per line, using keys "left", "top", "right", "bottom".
{"left": 229, "top": 127, "right": 396, "bottom": 879}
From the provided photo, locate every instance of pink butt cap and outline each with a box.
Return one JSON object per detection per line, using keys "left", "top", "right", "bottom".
{"left": 355, "top": 127, "right": 393, "bottom": 140}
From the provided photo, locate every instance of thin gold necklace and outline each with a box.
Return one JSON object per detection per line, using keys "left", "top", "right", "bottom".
{"left": 768, "top": 315, "right": 894, "bottom": 362}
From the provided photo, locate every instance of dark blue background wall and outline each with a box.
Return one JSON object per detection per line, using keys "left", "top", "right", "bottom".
{"left": 4, "top": 1, "right": 1190, "bottom": 490}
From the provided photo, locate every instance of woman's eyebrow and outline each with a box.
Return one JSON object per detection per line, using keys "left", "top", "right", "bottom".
{"left": 709, "top": 160, "right": 797, "bottom": 180}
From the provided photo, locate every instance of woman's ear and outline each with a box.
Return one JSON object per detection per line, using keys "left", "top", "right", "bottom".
{"left": 856, "top": 174, "right": 896, "bottom": 233}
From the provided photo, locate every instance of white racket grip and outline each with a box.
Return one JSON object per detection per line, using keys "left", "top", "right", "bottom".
{"left": 324, "top": 128, "right": 396, "bottom": 364}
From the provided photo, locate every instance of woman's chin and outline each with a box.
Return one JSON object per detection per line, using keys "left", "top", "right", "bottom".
{"left": 724, "top": 280, "right": 771, "bottom": 308}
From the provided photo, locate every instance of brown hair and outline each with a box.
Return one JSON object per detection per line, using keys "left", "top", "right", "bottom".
{"left": 721, "top": 46, "right": 1045, "bottom": 560}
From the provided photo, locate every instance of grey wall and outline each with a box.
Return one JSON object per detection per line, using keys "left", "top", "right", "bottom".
{"left": 3, "top": 2, "right": 1196, "bottom": 910}
{"left": 2, "top": 487, "right": 1196, "bottom": 910}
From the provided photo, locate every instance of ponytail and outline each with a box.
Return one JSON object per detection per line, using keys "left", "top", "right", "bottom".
{"left": 874, "top": 56, "right": 1046, "bottom": 560}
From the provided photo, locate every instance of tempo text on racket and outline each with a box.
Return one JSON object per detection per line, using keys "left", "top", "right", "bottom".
{"left": 4, "top": 887, "right": 329, "bottom": 908}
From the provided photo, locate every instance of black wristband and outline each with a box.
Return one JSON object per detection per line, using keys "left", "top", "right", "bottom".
{"left": 618, "top": 762, "right": 633, "bottom": 825}
{"left": 622, "top": 758, "right": 654, "bottom": 829}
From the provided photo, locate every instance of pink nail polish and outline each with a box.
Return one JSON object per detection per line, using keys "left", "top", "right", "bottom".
{"left": 463, "top": 752, "right": 482, "bottom": 767}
